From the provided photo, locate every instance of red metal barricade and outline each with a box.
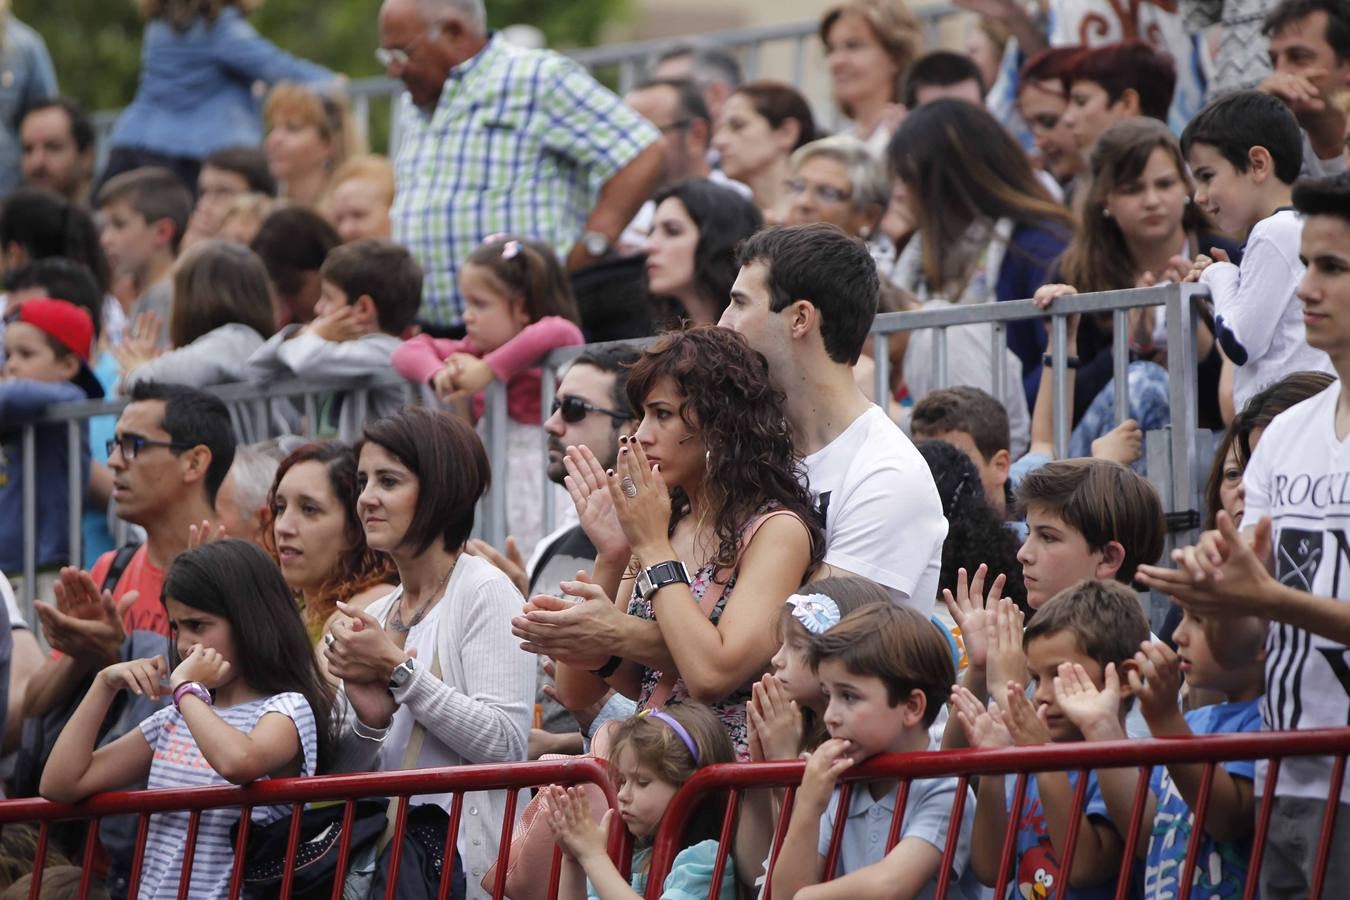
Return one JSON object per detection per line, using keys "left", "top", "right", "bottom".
{"left": 0, "top": 758, "right": 630, "bottom": 900}
{"left": 644, "top": 728, "right": 1350, "bottom": 900}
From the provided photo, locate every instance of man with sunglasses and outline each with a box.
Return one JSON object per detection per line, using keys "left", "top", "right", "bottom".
{"left": 376, "top": 0, "right": 665, "bottom": 334}
{"left": 472, "top": 347, "right": 638, "bottom": 757}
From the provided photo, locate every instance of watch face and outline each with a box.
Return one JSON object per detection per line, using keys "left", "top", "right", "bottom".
{"left": 584, "top": 232, "right": 609, "bottom": 256}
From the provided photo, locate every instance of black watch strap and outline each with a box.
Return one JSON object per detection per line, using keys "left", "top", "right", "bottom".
{"left": 591, "top": 655, "right": 622, "bottom": 678}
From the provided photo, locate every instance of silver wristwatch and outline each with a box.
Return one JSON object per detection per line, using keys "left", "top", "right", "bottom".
{"left": 388, "top": 657, "right": 417, "bottom": 693}
{"left": 636, "top": 560, "right": 691, "bottom": 602}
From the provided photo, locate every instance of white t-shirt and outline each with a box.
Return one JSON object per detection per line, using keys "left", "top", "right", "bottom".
{"left": 1241, "top": 380, "right": 1350, "bottom": 802}
{"left": 1202, "top": 208, "right": 1333, "bottom": 413}
{"left": 803, "top": 405, "right": 947, "bottom": 613}
{"left": 0, "top": 574, "right": 24, "bottom": 629}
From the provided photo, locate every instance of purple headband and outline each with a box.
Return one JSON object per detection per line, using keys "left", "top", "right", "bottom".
{"left": 640, "top": 708, "right": 700, "bottom": 765}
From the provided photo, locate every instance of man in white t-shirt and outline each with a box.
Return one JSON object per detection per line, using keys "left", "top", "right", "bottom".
{"left": 720, "top": 223, "right": 947, "bottom": 613}
{"left": 1137, "top": 171, "right": 1350, "bottom": 897}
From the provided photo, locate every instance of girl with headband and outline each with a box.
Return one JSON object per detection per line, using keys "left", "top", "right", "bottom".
{"left": 541, "top": 702, "right": 738, "bottom": 900}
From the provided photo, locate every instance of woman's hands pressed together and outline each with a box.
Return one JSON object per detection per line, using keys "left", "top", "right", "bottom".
{"left": 324, "top": 601, "right": 407, "bottom": 684}
{"left": 563, "top": 444, "right": 631, "bottom": 561}
{"left": 607, "top": 435, "right": 674, "bottom": 563}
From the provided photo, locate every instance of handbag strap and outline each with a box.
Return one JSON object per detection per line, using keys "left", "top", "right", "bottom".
{"left": 380, "top": 649, "right": 444, "bottom": 849}
{"left": 644, "top": 509, "right": 797, "bottom": 711}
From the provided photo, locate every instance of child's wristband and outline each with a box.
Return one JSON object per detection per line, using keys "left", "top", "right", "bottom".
{"left": 173, "top": 681, "right": 212, "bottom": 711}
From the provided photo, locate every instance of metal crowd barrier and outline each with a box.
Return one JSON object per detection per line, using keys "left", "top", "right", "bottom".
{"left": 14, "top": 284, "right": 1209, "bottom": 616}
{"left": 0, "top": 756, "right": 626, "bottom": 900}
{"left": 645, "top": 728, "right": 1350, "bottom": 900}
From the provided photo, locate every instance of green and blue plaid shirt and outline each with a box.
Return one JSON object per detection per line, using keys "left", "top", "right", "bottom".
{"left": 391, "top": 34, "right": 659, "bottom": 328}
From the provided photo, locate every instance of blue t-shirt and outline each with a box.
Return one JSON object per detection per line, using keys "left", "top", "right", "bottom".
{"left": 1143, "top": 700, "right": 1261, "bottom": 900}
{"left": 588, "top": 841, "right": 736, "bottom": 900}
{"left": 1009, "top": 770, "right": 1133, "bottom": 900}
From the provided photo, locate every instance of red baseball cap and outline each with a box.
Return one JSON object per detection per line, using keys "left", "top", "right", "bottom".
{"left": 6, "top": 297, "right": 104, "bottom": 398}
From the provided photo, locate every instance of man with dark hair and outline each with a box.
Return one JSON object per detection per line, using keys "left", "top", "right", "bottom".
{"left": 1259, "top": 0, "right": 1350, "bottom": 177}
{"left": 901, "top": 50, "right": 986, "bottom": 108}
{"left": 652, "top": 42, "right": 743, "bottom": 123}
{"left": 20, "top": 97, "right": 94, "bottom": 206}
{"left": 185, "top": 146, "right": 277, "bottom": 247}
{"left": 720, "top": 223, "right": 947, "bottom": 612}
{"left": 911, "top": 385, "right": 1014, "bottom": 518}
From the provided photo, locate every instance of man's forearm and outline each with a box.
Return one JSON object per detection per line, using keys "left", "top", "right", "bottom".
{"left": 613, "top": 614, "right": 677, "bottom": 672}
{"left": 22, "top": 655, "right": 87, "bottom": 720}
{"left": 566, "top": 142, "right": 664, "bottom": 271}
{"left": 1258, "top": 581, "right": 1350, "bottom": 645}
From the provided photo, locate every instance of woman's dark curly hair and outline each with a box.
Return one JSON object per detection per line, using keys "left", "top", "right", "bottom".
{"left": 624, "top": 325, "right": 825, "bottom": 580}
{"left": 917, "top": 440, "right": 1029, "bottom": 615}
{"left": 260, "top": 441, "right": 397, "bottom": 633}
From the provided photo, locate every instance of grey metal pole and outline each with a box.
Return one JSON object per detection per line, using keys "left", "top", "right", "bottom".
{"left": 67, "top": 420, "right": 82, "bottom": 572}
{"left": 1113, "top": 308, "right": 1130, "bottom": 424}
{"left": 21, "top": 424, "right": 37, "bottom": 608}
{"left": 872, "top": 332, "right": 889, "bottom": 410}
{"left": 1051, "top": 314, "right": 1069, "bottom": 459}
{"left": 541, "top": 363, "right": 558, "bottom": 536}
{"left": 990, "top": 322, "right": 1006, "bottom": 407}
{"left": 1165, "top": 285, "right": 1202, "bottom": 548}
{"left": 482, "top": 380, "right": 509, "bottom": 551}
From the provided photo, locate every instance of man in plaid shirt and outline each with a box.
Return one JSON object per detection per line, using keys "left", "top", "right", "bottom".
{"left": 379, "top": 0, "right": 666, "bottom": 331}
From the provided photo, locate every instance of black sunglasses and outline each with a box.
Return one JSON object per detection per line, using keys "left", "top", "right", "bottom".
{"left": 551, "top": 395, "right": 632, "bottom": 424}
{"left": 106, "top": 432, "right": 192, "bottom": 460}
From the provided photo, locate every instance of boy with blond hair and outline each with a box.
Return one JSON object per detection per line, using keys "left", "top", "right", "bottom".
{"left": 772, "top": 604, "right": 977, "bottom": 900}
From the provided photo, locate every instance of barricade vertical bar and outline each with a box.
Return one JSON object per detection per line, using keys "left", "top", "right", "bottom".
{"left": 227, "top": 805, "right": 253, "bottom": 899}
{"left": 79, "top": 818, "right": 99, "bottom": 900}
{"left": 178, "top": 809, "right": 203, "bottom": 900}
{"left": 442, "top": 793, "right": 469, "bottom": 900}
{"left": 1309, "top": 753, "right": 1346, "bottom": 899}
{"left": 991, "top": 322, "right": 1006, "bottom": 406}
{"left": 29, "top": 822, "right": 49, "bottom": 899}
{"left": 763, "top": 784, "right": 797, "bottom": 900}
{"left": 1112, "top": 308, "right": 1129, "bottom": 424}
{"left": 1165, "top": 285, "right": 1201, "bottom": 548}
{"left": 482, "top": 380, "right": 510, "bottom": 550}
{"left": 1113, "top": 768, "right": 1152, "bottom": 900}
{"left": 1055, "top": 769, "right": 1091, "bottom": 886}
{"left": 21, "top": 423, "right": 36, "bottom": 607}
{"left": 279, "top": 802, "right": 305, "bottom": 900}
{"left": 885, "top": 778, "right": 912, "bottom": 851}
{"left": 707, "top": 789, "right": 741, "bottom": 900}
{"left": 252, "top": 399, "right": 267, "bottom": 441}
{"left": 492, "top": 787, "right": 521, "bottom": 900}
{"left": 127, "top": 813, "right": 151, "bottom": 900}
{"left": 1177, "top": 762, "right": 1217, "bottom": 900}
{"left": 331, "top": 800, "right": 359, "bottom": 900}
{"left": 1242, "top": 758, "right": 1281, "bottom": 900}
{"left": 1051, "top": 315, "right": 1069, "bottom": 459}
{"left": 303, "top": 394, "right": 319, "bottom": 437}
{"left": 744, "top": 41, "right": 762, "bottom": 79}
{"left": 872, "top": 333, "right": 889, "bottom": 409}
{"left": 933, "top": 326, "right": 949, "bottom": 389}
{"left": 385, "top": 795, "right": 412, "bottom": 899}
{"left": 822, "top": 781, "right": 852, "bottom": 879}
{"left": 547, "top": 846, "right": 564, "bottom": 900}
{"left": 934, "top": 776, "right": 969, "bottom": 899}
{"left": 67, "top": 420, "right": 81, "bottom": 571}
{"left": 791, "top": 35, "right": 807, "bottom": 85}
{"left": 994, "top": 773, "right": 1029, "bottom": 900}
{"left": 541, "top": 362, "right": 557, "bottom": 534}
{"left": 439, "top": 792, "right": 465, "bottom": 900}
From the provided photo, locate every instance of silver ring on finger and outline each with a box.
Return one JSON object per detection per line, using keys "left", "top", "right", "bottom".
{"left": 323, "top": 632, "right": 336, "bottom": 649}
{"left": 621, "top": 476, "right": 638, "bottom": 499}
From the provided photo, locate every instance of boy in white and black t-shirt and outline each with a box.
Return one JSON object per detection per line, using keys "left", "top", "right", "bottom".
{"left": 1180, "top": 90, "right": 1333, "bottom": 414}
{"left": 1138, "top": 172, "right": 1350, "bottom": 898}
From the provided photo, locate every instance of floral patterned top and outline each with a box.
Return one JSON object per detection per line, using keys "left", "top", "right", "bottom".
{"left": 627, "top": 509, "right": 804, "bottom": 761}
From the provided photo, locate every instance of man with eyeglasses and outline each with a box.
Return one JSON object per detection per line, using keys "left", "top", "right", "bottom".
{"left": 473, "top": 346, "right": 638, "bottom": 757}
{"left": 377, "top": 0, "right": 665, "bottom": 334}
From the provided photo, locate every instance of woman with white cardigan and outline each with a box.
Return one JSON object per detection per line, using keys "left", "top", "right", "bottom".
{"left": 324, "top": 406, "right": 535, "bottom": 899}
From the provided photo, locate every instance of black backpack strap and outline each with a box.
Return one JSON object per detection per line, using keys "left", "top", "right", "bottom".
{"left": 101, "top": 543, "right": 141, "bottom": 594}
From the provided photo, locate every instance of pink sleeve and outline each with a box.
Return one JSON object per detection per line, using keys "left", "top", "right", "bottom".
{"left": 482, "top": 317, "right": 585, "bottom": 382}
{"left": 390, "top": 334, "right": 470, "bottom": 384}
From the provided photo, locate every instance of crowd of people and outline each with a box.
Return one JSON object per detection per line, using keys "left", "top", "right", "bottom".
{"left": 2, "top": 0, "right": 1350, "bottom": 897}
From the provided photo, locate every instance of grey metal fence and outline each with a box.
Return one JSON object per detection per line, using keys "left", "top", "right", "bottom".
{"left": 13, "top": 283, "right": 1209, "bottom": 632}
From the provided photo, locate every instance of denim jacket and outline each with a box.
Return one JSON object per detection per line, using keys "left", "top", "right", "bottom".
{"left": 0, "top": 17, "right": 58, "bottom": 195}
{"left": 108, "top": 7, "right": 334, "bottom": 160}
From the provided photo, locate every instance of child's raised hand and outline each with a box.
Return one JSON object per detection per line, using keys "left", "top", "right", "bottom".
{"left": 1091, "top": 418, "right": 1143, "bottom": 467}
{"left": 441, "top": 353, "right": 494, "bottom": 399}
{"left": 942, "top": 564, "right": 1006, "bottom": 671}
{"left": 1004, "top": 682, "right": 1052, "bottom": 746}
{"left": 187, "top": 519, "right": 226, "bottom": 549}
{"left": 430, "top": 364, "right": 460, "bottom": 403}
{"left": 170, "top": 643, "right": 232, "bottom": 691}
{"left": 562, "top": 444, "right": 630, "bottom": 560}
{"left": 1053, "top": 662, "right": 1125, "bottom": 741}
{"left": 1181, "top": 254, "right": 1216, "bottom": 283}
{"left": 747, "top": 674, "right": 803, "bottom": 762}
{"left": 101, "top": 656, "right": 168, "bottom": 698}
{"left": 951, "top": 684, "right": 1013, "bottom": 749}
{"left": 985, "top": 598, "right": 1027, "bottom": 706}
{"left": 307, "top": 305, "right": 366, "bottom": 343}
{"left": 608, "top": 436, "right": 673, "bottom": 560}
{"left": 542, "top": 785, "right": 607, "bottom": 862}
{"left": 1127, "top": 640, "right": 1184, "bottom": 726}
{"left": 797, "top": 738, "right": 857, "bottom": 815}
{"left": 114, "top": 311, "right": 163, "bottom": 376}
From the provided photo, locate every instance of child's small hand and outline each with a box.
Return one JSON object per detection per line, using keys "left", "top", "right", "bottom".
{"left": 113, "top": 311, "right": 163, "bottom": 376}
{"left": 307, "top": 305, "right": 366, "bottom": 343}
{"left": 747, "top": 674, "right": 803, "bottom": 762}
{"left": 951, "top": 684, "right": 1013, "bottom": 749}
{"left": 1127, "top": 640, "right": 1184, "bottom": 726}
{"left": 1004, "top": 682, "right": 1052, "bottom": 746}
{"left": 1053, "top": 662, "right": 1125, "bottom": 741}
{"left": 942, "top": 564, "right": 1006, "bottom": 671}
{"left": 542, "top": 785, "right": 607, "bottom": 862}
{"left": 985, "top": 599, "right": 1027, "bottom": 707}
{"left": 170, "top": 644, "right": 232, "bottom": 691}
{"left": 1181, "top": 250, "right": 1229, "bottom": 283}
{"left": 797, "top": 738, "right": 856, "bottom": 815}
{"left": 444, "top": 353, "right": 494, "bottom": 397}
{"left": 187, "top": 519, "right": 226, "bottom": 549}
{"left": 1091, "top": 418, "right": 1142, "bottom": 466}
{"left": 101, "top": 656, "right": 168, "bottom": 698}
{"left": 430, "top": 364, "right": 460, "bottom": 403}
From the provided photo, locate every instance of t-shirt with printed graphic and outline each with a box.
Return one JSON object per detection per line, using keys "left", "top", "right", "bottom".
{"left": 1008, "top": 770, "right": 1129, "bottom": 900}
{"left": 135, "top": 692, "right": 318, "bottom": 899}
{"left": 1240, "top": 382, "right": 1350, "bottom": 803}
{"left": 1143, "top": 700, "right": 1261, "bottom": 899}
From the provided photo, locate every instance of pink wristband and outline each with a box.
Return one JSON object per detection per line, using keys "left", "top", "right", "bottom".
{"left": 173, "top": 681, "right": 212, "bottom": 710}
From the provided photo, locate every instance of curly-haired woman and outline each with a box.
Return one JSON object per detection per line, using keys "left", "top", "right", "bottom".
{"left": 549, "top": 325, "right": 824, "bottom": 758}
